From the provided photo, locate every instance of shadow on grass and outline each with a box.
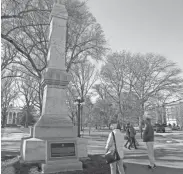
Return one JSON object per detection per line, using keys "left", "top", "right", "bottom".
{"left": 2, "top": 153, "right": 183, "bottom": 174}
{"left": 1, "top": 155, "right": 114, "bottom": 174}
{"left": 155, "top": 147, "right": 183, "bottom": 159}
{"left": 1, "top": 155, "right": 41, "bottom": 174}
{"left": 124, "top": 146, "right": 183, "bottom": 162}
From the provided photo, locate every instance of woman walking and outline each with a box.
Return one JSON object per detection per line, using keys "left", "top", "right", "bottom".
{"left": 128, "top": 124, "right": 137, "bottom": 150}
{"left": 105, "top": 123, "right": 126, "bottom": 174}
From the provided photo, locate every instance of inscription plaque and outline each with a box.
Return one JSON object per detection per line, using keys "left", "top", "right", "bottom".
{"left": 50, "top": 143, "right": 75, "bottom": 158}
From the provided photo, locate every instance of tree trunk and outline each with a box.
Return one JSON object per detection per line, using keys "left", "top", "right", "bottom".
{"left": 1, "top": 110, "right": 7, "bottom": 128}
{"left": 25, "top": 109, "right": 28, "bottom": 128}
{"left": 89, "top": 125, "right": 91, "bottom": 136}
{"left": 1, "top": 113, "right": 6, "bottom": 128}
{"left": 108, "top": 123, "right": 111, "bottom": 130}
{"left": 139, "top": 102, "right": 145, "bottom": 139}
{"left": 80, "top": 105, "right": 83, "bottom": 131}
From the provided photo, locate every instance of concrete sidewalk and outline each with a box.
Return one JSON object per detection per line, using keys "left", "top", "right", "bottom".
{"left": 125, "top": 162, "right": 183, "bottom": 174}
{"left": 1, "top": 127, "right": 183, "bottom": 171}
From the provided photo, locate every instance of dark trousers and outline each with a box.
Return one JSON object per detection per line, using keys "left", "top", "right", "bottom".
{"left": 124, "top": 137, "right": 131, "bottom": 147}
{"left": 129, "top": 137, "right": 137, "bottom": 149}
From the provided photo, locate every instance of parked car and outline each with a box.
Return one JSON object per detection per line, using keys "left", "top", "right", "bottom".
{"left": 134, "top": 126, "right": 145, "bottom": 132}
{"left": 155, "top": 124, "right": 165, "bottom": 133}
{"left": 165, "top": 127, "right": 172, "bottom": 132}
{"left": 172, "top": 126, "right": 180, "bottom": 131}
{"left": 153, "top": 125, "right": 157, "bottom": 131}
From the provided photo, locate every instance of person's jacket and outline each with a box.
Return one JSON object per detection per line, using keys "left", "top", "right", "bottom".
{"left": 126, "top": 127, "right": 130, "bottom": 137}
{"left": 105, "top": 129, "right": 124, "bottom": 159}
{"left": 129, "top": 126, "right": 136, "bottom": 137}
{"left": 143, "top": 123, "right": 154, "bottom": 142}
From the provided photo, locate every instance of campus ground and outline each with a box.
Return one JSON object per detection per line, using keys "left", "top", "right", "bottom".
{"left": 1, "top": 127, "right": 183, "bottom": 174}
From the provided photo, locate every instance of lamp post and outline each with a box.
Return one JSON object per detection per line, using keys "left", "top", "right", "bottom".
{"left": 74, "top": 97, "right": 84, "bottom": 137}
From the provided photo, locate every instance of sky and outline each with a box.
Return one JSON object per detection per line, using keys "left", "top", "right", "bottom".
{"left": 87, "top": 0, "right": 183, "bottom": 74}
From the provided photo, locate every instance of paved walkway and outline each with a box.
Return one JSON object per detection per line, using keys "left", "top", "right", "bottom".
{"left": 1, "top": 127, "right": 183, "bottom": 171}
{"left": 86, "top": 130, "right": 183, "bottom": 168}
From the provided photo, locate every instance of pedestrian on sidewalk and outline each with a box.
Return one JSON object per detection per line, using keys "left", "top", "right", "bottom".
{"left": 124, "top": 123, "right": 131, "bottom": 149}
{"left": 128, "top": 124, "right": 137, "bottom": 150}
{"left": 105, "top": 123, "right": 126, "bottom": 174}
{"left": 143, "top": 116, "right": 156, "bottom": 169}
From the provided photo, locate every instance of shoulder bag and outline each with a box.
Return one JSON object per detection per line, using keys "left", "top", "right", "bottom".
{"left": 105, "top": 131, "right": 120, "bottom": 164}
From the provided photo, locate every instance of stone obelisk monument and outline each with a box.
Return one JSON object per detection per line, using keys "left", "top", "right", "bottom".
{"left": 21, "top": 1, "right": 86, "bottom": 173}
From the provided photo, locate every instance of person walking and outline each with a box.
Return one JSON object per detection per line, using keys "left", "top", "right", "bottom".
{"left": 128, "top": 124, "right": 137, "bottom": 150}
{"left": 124, "top": 123, "right": 131, "bottom": 148}
{"left": 143, "top": 116, "right": 156, "bottom": 169}
{"left": 105, "top": 123, "right": 125, "bottom": 174}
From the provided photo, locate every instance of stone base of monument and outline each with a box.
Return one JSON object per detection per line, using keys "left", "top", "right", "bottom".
{"left": 77, "top": 138, "right": 88, "bottom": 159}
{"left": 22, "top": 137, "right": 88, "bottom": 162}
{"left": 22, "top": 138, "right": 45, "bottom": 162}
{"left": 42, "top": 159, "right": 82, "bottom": 174}
{"left": 21, "top": 137, "right": 87, "bottom": 173}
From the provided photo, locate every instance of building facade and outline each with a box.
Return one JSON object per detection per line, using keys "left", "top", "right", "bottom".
{"left": 147, "top": 105, "right": 166, "bottom": 125}
{"left": 6, "top": 106, "right": 22, "bottom": 126}
{"left": 6, "top": 105, "right": 39, "bottom": 127}
{"left": 165, "top": 100, "right": 183, "bottom": 127}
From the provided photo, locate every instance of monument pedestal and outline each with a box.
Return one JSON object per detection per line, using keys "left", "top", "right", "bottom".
{"left": 22, "top": 137, "right": 88, "bottom": 162}
{"left": 22, "top": 138, "right": 45, "bottom": 162}
{"left": 77, "top": 138, "right": 88, "bottom": 158}
{"left": 42, "top": 159, "right": 82, "bottom": 174}
{"left": 21, "top": 2, "right": 87, "bottom": 173}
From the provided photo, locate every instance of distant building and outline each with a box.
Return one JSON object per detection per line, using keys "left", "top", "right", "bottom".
{"left": 6, "top": 105, "right": 23, "bottom": 126}
{"left": 6, "top": 105, "right": 39, "bottom": 127}
{"left": 165, "top": 100, "right": 183, "bottom": 126}
{"left": 146, "top": 100, "right": 183, "bottom": 127}
{"left": 146, "top": 106, "right": 166, "bottom": 125}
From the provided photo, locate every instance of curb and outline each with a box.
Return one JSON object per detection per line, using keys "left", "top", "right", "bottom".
{"left": 1, "top": 140, "right": 22, "bottom": 142}
{"left": 123, "top": 159, "right": 183, "bottom": 169}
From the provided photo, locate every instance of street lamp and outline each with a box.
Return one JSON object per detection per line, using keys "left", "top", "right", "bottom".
{"left": 74, "top": 97, "right": 84, "bottom": 137}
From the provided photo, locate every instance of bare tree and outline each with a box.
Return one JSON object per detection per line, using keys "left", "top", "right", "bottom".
{"left": 82, "top": 96, "right": 93, "bottom": 135}
{"left": 129, "top": 53, "right": 183, "bottom": 120}
{"left": 17, "top": 74, "right": 40, "bottom": 127}
{"left": 100, "top": 51, "right": 131, "bottom": 125}
{"left": 66, "top": 86, "right": 77, "bottom": 125}
{"left": 70, "top": 60, "right": 99, "bottom": 129}
{"left": 1, "top": 0, "right": 107, "bottom": 114}
{"left": 1, "top": 74, "right": 18, "bottom": 127}
{"left": 92, "top": 84, "right": 108, "bottom": 100}
{"left": 65, "top": 1, "right": 107, "bottom": 71}
{"left": 100, "top": 51, "right": 183, "bottom": 134}
{"left": 95, "top": 99, "right": 116, "bottom": 129}
{"left": 1, "top": 41, "right": 17, "bottom": 73}
{"left": 1, "top": 0, "right": 107, "bottom": 77}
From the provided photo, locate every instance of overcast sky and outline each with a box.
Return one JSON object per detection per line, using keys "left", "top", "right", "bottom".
{"left": 87, "top": 0, "right": 183, "bottom": 73}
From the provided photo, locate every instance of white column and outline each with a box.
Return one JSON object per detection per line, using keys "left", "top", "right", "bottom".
{"left": 15, "top": 112, "right": 17, "bottom": 124}
{"left": 7, "top": 112, "right": 9, "bottom": 124}
{"left": 13, "top": 112, "right": 16, "bottom": 124}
